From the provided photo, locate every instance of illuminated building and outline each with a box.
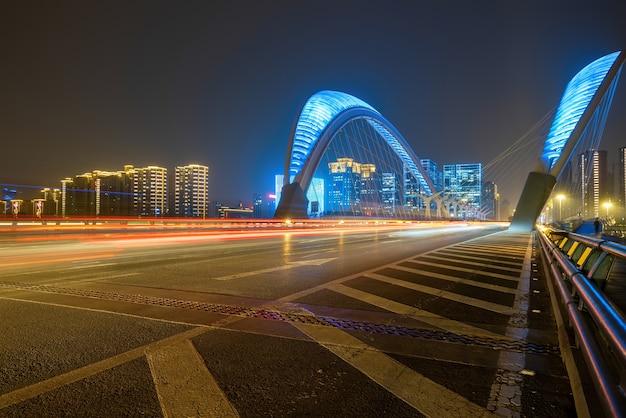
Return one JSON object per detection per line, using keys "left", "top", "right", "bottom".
{"left": 59, "top": 165, "right": 167, "bottom": 217}
{"left": 326, "top": 158, "right": 382, "bottom": 215}
{"left": 127, "top": 165, "right": 168, "bottom": 216}
{"left": 328, "top": 158, "right": 362, "bottom": 213}
{"left": 174, "top": 164, "right": 209, "bottom": 217}
{"left": 381, "top": 172, "right": 400, "bottom": 215}
{"left": 38, "top": 188, "right": 60, "bottom": 216}
{"left": 579, "top": 150, "right": 609, "bottom": 218}
{"left": 253, "top": 193, "right": 263, "bottom": 218}
{"left": 616, "top": 147, "right": 626, "bottom": 221}
{"left": 443, "top": 163, "right": 483, "bottom": 218}
{"left": 61, "top": 174, "right": 96, "bottom": 216}
{"left": 420, "top": 159, "right": 443, "bottom": 191}
{"left": 482, "top": 181, "right": 500, "bottom": 220}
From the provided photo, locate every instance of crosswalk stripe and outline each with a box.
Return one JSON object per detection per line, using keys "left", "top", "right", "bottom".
{"left": 366, "top": 272, "right": 517, "bottom": 315}
{"left": 293, "top": 323, "right": 496, "bottom": 418}
{"left": 417, "top": 254, "right": 522, "bottom": 273}
{"left": 328, "top": 283, "right": 509, "bottom": 340}
{"left": 402, "top": 259, "right": 521, "bottom": 281}
{"left": 389, "top": 265, "right": 518, "bottom": 294}
{"left": 429, "top": 250, "right": 523, "bottom": 267}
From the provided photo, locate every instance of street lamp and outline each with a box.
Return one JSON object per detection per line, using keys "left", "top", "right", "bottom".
{"left": 603, "top": 202, "right": 612, "bottom": 217}
{"left": 556, "top": 194, "right": 565, "bottom": 221}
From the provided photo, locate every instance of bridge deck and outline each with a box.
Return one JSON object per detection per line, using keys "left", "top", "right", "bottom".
{"left": 0, "top": 229, "right": 583, "bottom": 417}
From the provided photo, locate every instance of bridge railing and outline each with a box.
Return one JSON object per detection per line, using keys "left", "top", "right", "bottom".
{"left": 537, "top": 226, "right": 626, "bottom": 417}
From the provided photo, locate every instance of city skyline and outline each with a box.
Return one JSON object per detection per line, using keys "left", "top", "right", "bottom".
{"left": 2, "top": 1, "right": 626, "bottom": 206}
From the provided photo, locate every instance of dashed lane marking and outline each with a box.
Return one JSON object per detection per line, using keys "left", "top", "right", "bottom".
{"left": 212, "top": 258, "right": 336, "bottom": 281}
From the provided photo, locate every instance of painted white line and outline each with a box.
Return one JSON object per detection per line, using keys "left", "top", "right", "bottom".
{"left": 213, "top": 258, "right": 336, "bottom": 281}
{"left": 403, "top": 259, "right": 520, "bottom": 281}
{"left": 366, "top": 272, "right": 517, "bottom": 315}
{"left": 390, "top": 265, "right": 518, "bottom": 293}
{"left": 147, "top": 338, "right": 239, "bottom": 417}
{"left": 0, "top": 327, "right": 209, "bottom": 410}
{"left": 293, "top": 323, "right": 495, "bottom": 417}
{"left": 419, "top": 254, "right": 522, "bottom": 273}
{"left": 329, "top": 283, "right": 509, "bottom": 340}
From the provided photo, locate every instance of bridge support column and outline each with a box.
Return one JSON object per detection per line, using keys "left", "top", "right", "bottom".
{"left": 509, "top": 172, "right": 557, "bottom": 232}
{"left": 274, "top": 182, "right": 309, "bottom": 219}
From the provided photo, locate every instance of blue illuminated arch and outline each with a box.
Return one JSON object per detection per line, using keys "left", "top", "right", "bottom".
{"left": 282, "top": 90, "right": 435, "bottom": 198}
{"left": 540, "top": 51, "right": 623, "bottom": 172}
{"left": 510, "top": 50, "right": 624, "bottom": 232}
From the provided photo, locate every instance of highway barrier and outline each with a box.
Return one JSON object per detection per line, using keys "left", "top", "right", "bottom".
{"left": 538, "top": 226, "right": 626, "bottom": 418}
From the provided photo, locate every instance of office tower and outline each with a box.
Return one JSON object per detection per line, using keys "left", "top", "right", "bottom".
{"left": 174, "top": 164, "right": 209, "bottom": 217}
{"left": 327, "top": 158, "right": 379, "bottom": 215}
{"left": 381, "top": 172, "right": 399, "bottom": 214}
{"left": 328, "top": 158, "right": 362, "bottom": 213}
{"left": 420, "top": 159, "right": 443, "bottom": 191}
{"left": 482, "top": 181, "right": 499, "bottom": 220}
{"left": 443, "top": 163, "right": 483, "bottom": 218}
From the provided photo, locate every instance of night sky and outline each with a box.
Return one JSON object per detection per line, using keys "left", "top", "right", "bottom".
{"left": 2, "top": 1, "right": 626, "bottom": 207}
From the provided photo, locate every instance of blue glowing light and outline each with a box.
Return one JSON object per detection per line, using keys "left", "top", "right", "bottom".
{"left": 288, "top": 91, "right": 377, "bottom": 179}
{"left": 286, "top": 90, "right": 433, "bottom": 195}
{"left": 368, "top": 120, "right": 433, "bottom": 195}
{"left": 541, "top": 51, "right": 621, "bottom": 171}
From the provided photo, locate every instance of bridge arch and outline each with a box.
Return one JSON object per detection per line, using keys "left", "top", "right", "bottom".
{"left": 511, "top": 50, "right": 625, "bottom": 231}
{"left": 275, "top": 90, "right": 436, "bottom": 219}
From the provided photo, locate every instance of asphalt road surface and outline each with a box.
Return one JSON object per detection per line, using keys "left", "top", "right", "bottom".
{"left": 0, "top": 222, "right": 576, "bottom": 417}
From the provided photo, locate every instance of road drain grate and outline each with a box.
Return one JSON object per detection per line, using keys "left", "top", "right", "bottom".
{"left": 0, "top": 281, "right": 559, "bottom": 355}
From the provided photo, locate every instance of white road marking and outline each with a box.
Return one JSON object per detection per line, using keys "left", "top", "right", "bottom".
{"left": 213, "top": 258, "right": 336, "bottom": 281}
{"left": 147, "top": 338, "right": 239, "bottom": 417}
{"left": 293, "top": 322, "right": 496, "bottom": 417}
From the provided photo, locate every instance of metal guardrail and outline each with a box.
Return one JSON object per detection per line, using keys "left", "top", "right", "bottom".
{"left": 537, "top": 227, "right": 626, "bottom": 417}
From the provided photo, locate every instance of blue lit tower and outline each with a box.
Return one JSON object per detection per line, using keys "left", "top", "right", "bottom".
{"left": 510, "top": 51, "right": 625, "bottom": 231}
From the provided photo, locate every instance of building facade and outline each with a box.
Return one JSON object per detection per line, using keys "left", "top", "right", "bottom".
{"left": 128, "top": 165, "right": 168, "bottom": 216}
{"left": 174, "top": 164, "right": 209, "bottom": 217}
{"left": 443, "top": 163, "right": 483, "bottom": 218}
{"left": 482, "top": 181, "right": 500, "bottom": 220}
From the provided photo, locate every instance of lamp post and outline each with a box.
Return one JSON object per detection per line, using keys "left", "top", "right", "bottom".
{"left": 603, "top": 202, "right": 612, "bottom": 217}
{"left": 556, "top": 194, "right": 565, "bottom": 221}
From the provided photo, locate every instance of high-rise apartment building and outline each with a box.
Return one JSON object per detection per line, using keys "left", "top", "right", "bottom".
{"left": 60, "top": 165, "right": 168, "bottom": 217}
{"left": 443, "top": 163, "right": 483, "bottom": 218}
{"left": 615, "top": 147, "right": 626, "bottom": 220}
{"left": 127, "top": 165, "right": 168, "bottom": 216}
{"left": 174, "top": 164, "right": 209, "bottom": 217}
{"left": 579, "top": 150, "right": 609, "bottom": 218}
